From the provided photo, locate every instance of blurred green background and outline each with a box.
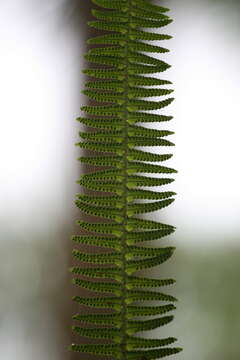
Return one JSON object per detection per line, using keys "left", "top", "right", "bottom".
{"left": 0, "top": 0, "right": 239, "bottom": 359}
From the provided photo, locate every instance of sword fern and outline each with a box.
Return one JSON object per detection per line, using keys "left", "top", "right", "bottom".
{"left": 70, "top": 0, "right": 182, "bottom": 359}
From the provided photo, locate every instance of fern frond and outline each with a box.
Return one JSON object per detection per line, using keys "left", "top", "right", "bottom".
{"left": 71, "top": 0, "right": 181, "bottom": 359}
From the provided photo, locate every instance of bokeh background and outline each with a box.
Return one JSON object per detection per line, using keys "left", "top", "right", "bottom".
{"left": 0, "top": 0, "right": 239, "bottom": 359}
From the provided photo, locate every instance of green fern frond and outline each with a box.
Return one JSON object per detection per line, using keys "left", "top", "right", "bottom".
{"left": 71, "top": 0, "right": 181, "bottom": 359}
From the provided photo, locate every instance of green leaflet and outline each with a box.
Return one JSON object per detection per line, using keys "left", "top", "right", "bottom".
{"left": 80, "top": 168, "right": 123, "bottom": 181}
{"left": 129, "top": 53, "right": 170, "bottom": 67}
{"left": 78, "top": 179, "right": 124, "bottom": 194}
{"left": 73, "top": 313, "right": 121, "bottom": 326}
{"left": 71, "top": 267, "right": 122, "bottom": 279}
{"left": 128, "top": 75, "right": 172, "bottom": 87}
{"left": 82, "top": 89, "right": 125, "bottom": 104}
{"left": 129, "top": 18, "right": 173, "bottom": 29}
{"left": 72, "top": 296, "right": 121, "bottom": 309}
{"left": 92, "top": 0, "right": 129, "bottom": 11}
{"left": 130, "top": 29, "right": 172, "bottom": 41}
{"left": 76, "top": 194, "right": 124, "bottom": 208}
{"left": 128, "top": 63, "right": 170, "bottom": 75}
{"left": 72, "top": 249, "right": 121, "bottom": 265}
{"left": 79, "top": 130, "right": 125, "bottom": 143}
{"left": 88, "top": 21, "right": 128, "bottom": 34}
{"left": 125, "top": 252, "right": 174, "bottom": 273}
{"left": 125, "top": 348, "right": 182, "bottom": 360}
{"left": 71, "top": 0, "right": 181, "bottom": 359}
{"left": 126, "top": 336, "right": 177, "bottom": 349}
{"left": 128, "top": 137, "right": 174, "bottom": 147}
{"left": 72, "top": 326, "right": 120, "bottom": 340}
{"left": 126, "top": 290, "right": 177, "bottom": 303}
{"left": 132, "top": 0, "right": 170, "bottom": 14}
{"left": 127, "top": 276, "right": 175, "bottom": 289}
{"left": 81, "top": 104, "right": 123, "bottom": 116}
{"left": 126, "top": 316, "right": 174, "bottom": 334}
{"left": 87, "top": 34, "right": 127, "bottom": 46}
{"left": 126, "top": 228, "right": 175, "bottom": 245}
{"left": 127, "top": 98, "right": 174, "bottom": 111}
{"left": 127, "top": 149, "right": 173, "bottom": 162}
{"left": 79, "top": 155, "right": 124, "bottom": 168}
{"left": 126, "top": 246, "right": 175, "bottom": 258}
{"left": 126, "top": 218, "right": 175, "bottom": 231}
{"left": 84, "top": 53, "right": 126, "bottom": 68}
{"left": 130, "top": 8, "right": 170, "bottom": 21}
{"left": 75, "top": 201, "right": 124, "bottom": 222}
{"left": 126, "top": 304, "right": 176, "bottom": 317}
{"left": 83, "top": 68, "right": 125, "bottom": 80}
{"left": 88, "top": 47, "right": 126, "bottom": 57}
{"left": 76, "top": 141, "right": 123, "bottom": 154}
{"left": 92, "top": 9, "right": 128, "bottom": 23}
{"left": 73, "top": 278, "right": 121, "bottom": 295}
{"left": 128, "top": 112, "right": 173, "bottom": 123}
{"left": 84, "top": 80, "right": 125, "bottom": 92}
{"left": 129, "top": 42, "right": 169, "bottom": 54}
{"left": 77, "top": 117, "right": 124, "bottom": 131}
{"left": 128, "top": 88, "right": 174, "bottom": 98}
{"left": 71, "top": 343, "right": 117, "bottom": 356}
{"left": 126, "top": 199, "right": 175, "bottom": 216}
{"left": 72, "top": 235, "right": 121, "bottom": 250}
{"left": 127, "top": 162, "right": 176, "bottom": 174}
{"left": 77, "top": 220, "right": 123, "bottom": 237}
{"left": 127, "top": 190, "right": 176, "bottom": 201}
{"left": 126, "top": 175, "right": 174, "bottom": 188}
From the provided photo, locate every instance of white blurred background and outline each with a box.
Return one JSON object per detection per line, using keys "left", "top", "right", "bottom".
{"left": 0, "top": 0, "right": 239, "bottom": 359}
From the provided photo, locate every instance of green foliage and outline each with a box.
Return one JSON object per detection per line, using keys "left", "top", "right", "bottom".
{"left": 71, "top": 0, "right": 181, "bottom": 359}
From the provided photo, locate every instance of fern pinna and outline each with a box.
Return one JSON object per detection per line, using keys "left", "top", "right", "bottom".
{"left": 70, "top": 0, "right": 182, "bottom": 359}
